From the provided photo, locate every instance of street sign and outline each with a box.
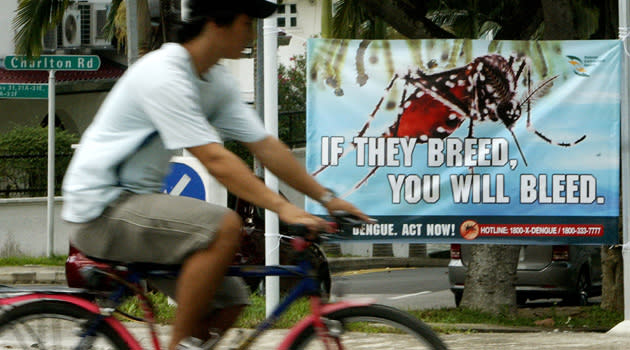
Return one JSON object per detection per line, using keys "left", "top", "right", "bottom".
{"left": 162, "top": 156, "right": 227, "bottom": 206}
{"left": 0, "top": 83, "right": 48, "bottom": 99}
{"left": 163, "top": 161, "right": 207, "bottom": 201}
{"left": 3, "top": 55, "right": 101, "bottom": 71}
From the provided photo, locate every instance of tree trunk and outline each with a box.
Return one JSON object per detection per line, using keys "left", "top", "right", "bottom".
{"left": 460, "top": 245, "right": 520, "bottom": 315}
{"left": 600, "top": 245, "right": 623, "bottom": 310}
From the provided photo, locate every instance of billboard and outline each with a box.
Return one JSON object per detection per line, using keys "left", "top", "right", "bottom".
{"left": 306, "top": 39, "right": 621, "bottom": 245}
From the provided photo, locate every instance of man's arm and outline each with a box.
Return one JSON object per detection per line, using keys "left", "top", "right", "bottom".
{"left": 243, "top": 136, "right": 370, "bottom": 221}
{"left": 187, "top": 142, "right": 327, "bottom": 229}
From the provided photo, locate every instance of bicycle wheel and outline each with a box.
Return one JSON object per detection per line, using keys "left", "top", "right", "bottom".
{"left": 287, "top": 304, "right": 447, "bottom": 350}
{"left": 0, "top": 299, "right": 130, "bottom": 350}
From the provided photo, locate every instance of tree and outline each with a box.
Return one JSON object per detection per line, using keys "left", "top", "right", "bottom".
{"left": 12, "top": 0, "right": 165, "bottom": 59}
{"left": 278, "top": 55, "right": 307, "bottom": 147}
{"left": 0, "top": 126, "right": 79, "bottom": 197}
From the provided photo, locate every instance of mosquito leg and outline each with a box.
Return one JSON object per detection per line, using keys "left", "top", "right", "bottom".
{"left": 355, "top": 40, "right": 371, "bottom": 86}
{"left": 312, "top": 73, "right": 402, "bottom": 176}
{"left": 341, "top": 166, "right": 381, "bottom": 199}
{"left": 522, "top": 70, "right": 587, "bottom": 147}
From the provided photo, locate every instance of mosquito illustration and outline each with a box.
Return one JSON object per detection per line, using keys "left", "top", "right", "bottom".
{"left": 312, "top": 54, "right": 586, "bottom": 198}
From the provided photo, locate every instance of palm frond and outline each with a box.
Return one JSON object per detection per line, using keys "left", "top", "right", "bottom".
{"left": 13, "top": 0, "right": 69, "bottom": 58}
{"left": 332, "top": 0, "right": 370, "bottom": 39}
{"left": 103, "top": 0, "right": 124, "bottom": 43}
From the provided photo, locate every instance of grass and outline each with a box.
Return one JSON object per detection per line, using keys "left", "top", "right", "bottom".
{"left": 0, "top": 255, "right": 67, "bottom": 266}
{"left": 117, "top": 292, "right": 623, "bottom": 333}
{"left": 409, "top": 305, "right": 623, "bottom": 332}
{"left": 118, "top": 292, "right": 177, "bottom": 325}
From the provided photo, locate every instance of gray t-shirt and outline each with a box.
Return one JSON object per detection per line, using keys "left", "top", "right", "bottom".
{"left": 62, "top": 43, "right": 268, "bottom": 223}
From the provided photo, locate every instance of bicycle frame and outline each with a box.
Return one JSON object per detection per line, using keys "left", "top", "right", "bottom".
{"left": 223, "top": 263, "right": 373, "bottom": 350}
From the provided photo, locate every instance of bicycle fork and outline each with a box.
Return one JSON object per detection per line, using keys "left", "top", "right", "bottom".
{"left": 310, "top": 297, "right": 344, "bottom": 350}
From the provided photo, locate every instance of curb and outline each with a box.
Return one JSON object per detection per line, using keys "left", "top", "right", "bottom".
{"left": 0, "top": 266, "right": 66, "bottom": 285}
{"left": 327, "top": 257, "right": 449, "bottom": 273}
{"left": 428, "top": 322, "right": 546, "bottom": 333}
{"left": 426, "top": 322, "right": 610, "bottom": 333}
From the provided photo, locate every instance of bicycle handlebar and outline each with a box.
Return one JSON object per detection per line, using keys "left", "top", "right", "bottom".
{"left": 286, "top": 210, "right": 376, "bottom": 243}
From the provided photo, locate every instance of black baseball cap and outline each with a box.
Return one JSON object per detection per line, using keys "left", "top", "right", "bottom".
{"left": 187, "top": 0, "right": 278, "bottom": 19}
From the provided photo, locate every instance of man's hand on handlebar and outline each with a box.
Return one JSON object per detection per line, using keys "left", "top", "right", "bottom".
{"left": 273, "top": 196, "right": 374, "bottom": 241}
{"left": 323, "top": 197, "right": 373, "bottom": 224}
{"left": 276, "top": 202, "right": 332, "bottom": 235}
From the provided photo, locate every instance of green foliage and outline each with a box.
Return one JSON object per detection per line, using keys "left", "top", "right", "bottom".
{"left": 0, "top": 255, "right": 67, "bottom": 265}
{"left": 278, "top": 56, "right": 306, "bottom": 112}
{"left": 0, "top": 126, "right": 79, "bottom": 197}
{"left": 13, "top": 0, "right": 70, "bottom": 58}
{"left": 237, "top": 293, "right": 311, "bottom": 329}
{"left": 332, "top": 0, "right": 390, "bottom": 39}
{"left": 278, "top": 55, "right": 307, "bottom": 147}
{"left": 118, "top": 292, "right": 177, "bottom": 325}
{"left": 411, "top": 305, "right": 623, "bottom": 331}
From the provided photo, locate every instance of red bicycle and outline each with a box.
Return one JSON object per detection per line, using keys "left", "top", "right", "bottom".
{"left": 0, "top": 212, "right": 447, "bottom": 350}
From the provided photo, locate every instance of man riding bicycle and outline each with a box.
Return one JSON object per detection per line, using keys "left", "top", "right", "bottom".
{"left": 61, "top": 1, "right": 369, "bottom": 349}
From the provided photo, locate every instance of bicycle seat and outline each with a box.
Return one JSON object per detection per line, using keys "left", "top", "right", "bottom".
{"left": 66, "top": 244, "right": 179, "bottom": 291}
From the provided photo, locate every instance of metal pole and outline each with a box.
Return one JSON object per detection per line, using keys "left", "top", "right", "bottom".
{"left": 46, "top": 70, "right": 56, "bottom": 257}
{"left": 126, "top": 0, "right": 140, "bottom": 65}
{"left": 264, "top": 0, "right": 280, "bottom": 316}
{"left": 609, "top": 0, "right": 630, "bottom": 335}
{"left": 619, "top": 0, "right": 630, "bottom": 322}
{"left": 255, "top": 19, "right": 265, "bottom": 177}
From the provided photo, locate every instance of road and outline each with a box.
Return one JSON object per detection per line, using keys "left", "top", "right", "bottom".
{"left": 331, "top": 267, "right": 456, "bottom": 310}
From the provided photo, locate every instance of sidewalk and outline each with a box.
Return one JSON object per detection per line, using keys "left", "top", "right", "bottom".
{"left": 0, "top": 265, "right": 66, "bottom": 284}
{"left": 126, "top": 324, "right": 629, "bottom": 350}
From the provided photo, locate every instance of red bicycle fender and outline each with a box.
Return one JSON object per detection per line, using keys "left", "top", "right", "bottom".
{"left": 1, "top": 294, "right": 143, "bottom": 350}
{"left": 277, "top": 299, "right": 375, "bottom": 350}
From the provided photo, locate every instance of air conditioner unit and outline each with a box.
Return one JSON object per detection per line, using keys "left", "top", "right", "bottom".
{"left": 81, "top": 1, "right": 113, "bottom": 48}
{"left": 60, "top": 4, "right": 82, "bottom": 47}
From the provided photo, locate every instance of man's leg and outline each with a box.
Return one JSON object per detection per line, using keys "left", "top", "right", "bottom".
{"left": 169, "top": 211, "right": 243, "bottom": 350}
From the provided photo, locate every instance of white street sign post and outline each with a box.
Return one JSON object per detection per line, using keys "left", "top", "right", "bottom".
{"left": 264, "top": 0, "right": 280, "bottom": 316}
{"left": 3, "top": 55, "right": 101, "bottom": 256}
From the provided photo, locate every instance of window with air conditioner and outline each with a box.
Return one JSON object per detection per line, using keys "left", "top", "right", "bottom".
{"left": 61, "top": 5, "right": 82, "bottom": 47}
{"left": 55, "top": 1, "right": 112, "bottom": 49}
{"left": 83, "top": 2, "right": 112, "bottom": 48}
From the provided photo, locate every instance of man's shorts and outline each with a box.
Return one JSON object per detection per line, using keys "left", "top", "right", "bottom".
{"left": 67, "top": 191, "right": 250, "bottom": 309}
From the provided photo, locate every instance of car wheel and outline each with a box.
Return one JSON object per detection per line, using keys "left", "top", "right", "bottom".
{"left": 567, "top": 268, "right": 590, "bottom": 306}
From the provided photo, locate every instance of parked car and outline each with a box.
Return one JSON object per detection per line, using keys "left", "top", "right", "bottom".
{"left": 448, "top": 244, "right": 602, "bottom": 306}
